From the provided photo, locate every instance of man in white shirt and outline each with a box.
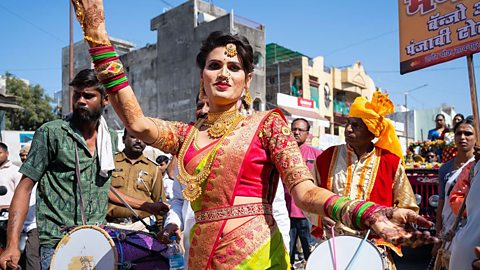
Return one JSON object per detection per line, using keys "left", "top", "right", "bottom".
{"left": 0, "top": 143, "right": 22, "bottom": 248}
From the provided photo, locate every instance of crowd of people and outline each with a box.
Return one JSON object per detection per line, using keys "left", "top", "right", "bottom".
{"left": 1, "top": 0, "right": 479, "bottom": 269}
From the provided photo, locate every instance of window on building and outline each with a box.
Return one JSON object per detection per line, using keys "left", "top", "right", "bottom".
{"left": 324, "top": 84, "right": 331, "bottom": 108}
{"left": 254, "top": 52, "right": 264, "bottom": 69}
{"left": 310, "top": 86, "right": 319, "bottom": 108}
{"left": 291, "top": 76, "right": 302, "bottom": 97}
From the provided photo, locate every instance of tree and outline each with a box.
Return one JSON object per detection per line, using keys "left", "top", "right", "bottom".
{"left": 4, "top": 73, "right": 59, "bottom": 130}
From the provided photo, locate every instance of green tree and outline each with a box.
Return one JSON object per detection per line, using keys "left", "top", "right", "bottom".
{"left": 4, "top": 73, "right": 59, "bottom": 130}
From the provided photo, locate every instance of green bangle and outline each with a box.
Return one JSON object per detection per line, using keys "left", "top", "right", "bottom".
{"left": 331, "top": 197, "right": 348, "bottom": 222}
{"left": 92, "top": 51, "right": 117, "bottom": 61}
{"left": 104, "top": 76, "right": 127, "bottom": 88}
{"left": 356, "top": 202, "right": 375, "bottom": 228}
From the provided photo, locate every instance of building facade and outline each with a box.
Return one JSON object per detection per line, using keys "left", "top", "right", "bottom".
{"left": 266, "top": 43, "right": 376, "bottom": 148}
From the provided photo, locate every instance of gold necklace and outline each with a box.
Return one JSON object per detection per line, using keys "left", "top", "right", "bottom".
{"left": 177, "top": 115, "right": 243, "bottom": 201}
{"left": 203, "top": 110, "right": 240, "bottom": 139}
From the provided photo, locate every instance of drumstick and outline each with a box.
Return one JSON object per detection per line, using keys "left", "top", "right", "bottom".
{"left": 330, "top": 226, "right": 338, "bottom": 270}
{"left": 345, "top": 229, "right": 371, "bottom": 270}
{"left": 109, "top": 187, "right": 153, "bottom": 232}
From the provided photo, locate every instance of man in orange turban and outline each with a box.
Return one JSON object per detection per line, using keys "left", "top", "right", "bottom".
{"left": 307, "top": 92, "right": 418, "bottom": 270}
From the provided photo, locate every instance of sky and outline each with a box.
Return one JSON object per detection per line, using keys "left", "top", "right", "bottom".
{"left": 0, "top": 0, "right": 478, "bottom": 116}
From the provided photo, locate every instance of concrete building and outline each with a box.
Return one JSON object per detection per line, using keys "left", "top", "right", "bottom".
{"left": 62, "top": 0, "right": 266, "bottom": 127}
{"left": 266, "top": 43, "right": 377, "bottom": 148}
{"left": 389, "top": 104, "right": 458, "bottom": 143}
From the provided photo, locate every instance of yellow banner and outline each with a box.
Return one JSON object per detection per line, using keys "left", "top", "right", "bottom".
{"left": 398, "top": 0, "right": 480, "bottom": 74}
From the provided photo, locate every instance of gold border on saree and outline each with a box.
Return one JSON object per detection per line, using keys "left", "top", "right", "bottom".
{"left": 195, "top": 203, "right": 272, "bottom": 223}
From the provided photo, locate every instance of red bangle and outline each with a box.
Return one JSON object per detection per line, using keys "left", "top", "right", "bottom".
{"left": 89, "top": 45, "right": 115, "bottom": 55}
{"left": 107, "top": 80, "right": 129, "bottom": 94}
{"left": 324, "top": 195, "right": 340, "bottom": 218}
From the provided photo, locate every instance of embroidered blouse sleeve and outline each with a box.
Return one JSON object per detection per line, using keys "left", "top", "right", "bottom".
{"left": 392, "top": 161, "right": 419, "bottom": 213}
{"left": 260, "top": 112, "right": 314, "bottom": 192}
{"left": 146, "top": 117, "right": 190, "bottom": 156}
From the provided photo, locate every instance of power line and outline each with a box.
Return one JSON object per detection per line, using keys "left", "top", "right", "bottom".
{"left": 325, "top": 29, "right": 397, "bottom": 56}
{"left": 0, "top": 3, "right": 66, "bottom": 44}
{"left": 159, "top": 0, "right": 174, "bottom": 8}
{"left": 369, "top": 65, "right": 480, "bottom": 74}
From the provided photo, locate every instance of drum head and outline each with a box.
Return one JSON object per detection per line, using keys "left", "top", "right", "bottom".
{"left": 306, "top": 235, "right": 384, "bottom": 270}
{"left": 51, "top": 225, "right": 117, "bottom": 270}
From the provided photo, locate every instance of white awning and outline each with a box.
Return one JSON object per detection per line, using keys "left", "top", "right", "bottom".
{"left": 276, "top": 93, "right": 329, "bottom": 128}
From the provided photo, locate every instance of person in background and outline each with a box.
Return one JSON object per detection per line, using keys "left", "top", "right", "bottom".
{"left": 448, "top": 141, "right": 480, "bottom": 269}
{"left": 0, "top": 143, "right": 22, "bottom": 250}
{"left": 431, "top": 118, "right": 475, "bottom": 261}
{"left": 286, "top": 118, "right": 322, "bottom": 267}
{"left": 157, "top": 155, "right": 174, "bottom": 203}
{"left": 19, "top": 144, "right": 40, "bottom": 270}
{"left": 428, "top": 113, "right": 448, "bottom": 141}
{"left": 107, "top": 129, "right": 168, "bottom": 231}
{"left": 310, "top": 92, "right": 419, "bottom": 270}
{"left": 425, "top": 150, "right": 439, "bottom": 164}
{"left": 441, "top": 113, "right": 465, "bottom": 163}
{"left": 18, "top": 145, "right": 31, "bottom": 163}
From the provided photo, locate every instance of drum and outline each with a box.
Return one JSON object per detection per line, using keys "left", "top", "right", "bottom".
{"left": 306, "top": 235, "right": 385, "bottom": 270}
{"left": 51, "top": 225, "right": 169, "bottom": 270}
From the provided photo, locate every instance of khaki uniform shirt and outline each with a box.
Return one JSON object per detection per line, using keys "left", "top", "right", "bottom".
{"left": 107, "top": 152, "right": 165, "bottom": 220}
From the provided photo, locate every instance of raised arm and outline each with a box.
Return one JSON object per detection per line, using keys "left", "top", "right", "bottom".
{"left": 71, "top": 0, "right": 155, "bottom": 143}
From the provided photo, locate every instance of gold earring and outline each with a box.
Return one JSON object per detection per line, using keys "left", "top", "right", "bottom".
{"left": 243, "top": 89, "right": 252, "bottom": 108}
{"left": 199, "top": 79, "right": 206, "bottom": 100}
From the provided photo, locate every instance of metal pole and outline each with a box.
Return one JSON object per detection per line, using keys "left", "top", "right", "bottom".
{"left": 467, "top": 55, "right": 480, "bottom": 143}
{"left": 405, "top": 92, "right": 408, "bottom": 152}
{"left": 69, "top": 1, "right": 75, "bottom": 113}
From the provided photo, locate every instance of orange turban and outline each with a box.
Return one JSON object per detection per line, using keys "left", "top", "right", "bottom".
{"left": 349, "top": 91, "right": 403, "bottom": 161}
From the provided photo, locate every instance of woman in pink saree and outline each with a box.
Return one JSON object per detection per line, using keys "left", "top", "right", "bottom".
{"left": 60, "top": 1, "right": 435, "bottom": 269}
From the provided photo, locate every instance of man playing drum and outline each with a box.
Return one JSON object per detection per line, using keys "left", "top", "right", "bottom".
{"left": 0, "top": 69, "right": 119, "bottom": 270}
{"left": 309, "top": 92, "right": 419, "bottom": 269}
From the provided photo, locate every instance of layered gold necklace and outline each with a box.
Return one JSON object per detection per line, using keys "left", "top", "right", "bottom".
{"left": 176, "top": 112, "right": 244, "bottom": 201}
{"left": 203, "top": 110, "right": 241, "bottom": 139}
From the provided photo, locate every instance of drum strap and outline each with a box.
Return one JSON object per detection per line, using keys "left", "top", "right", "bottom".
{"left": 74, "top": 144, "right": 87, "bottom": 225}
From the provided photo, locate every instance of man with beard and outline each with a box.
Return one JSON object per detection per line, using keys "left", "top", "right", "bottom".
{"left": 0, "top": 69, "right": 119, "bottom": 270}
{"left": 308, "top": 92, "right": 418, "bottom": 270}
{"left": 285, "top": 118, "right": 322, "bottom": 266}
{"left": 106, "top": 129, "right": 167, "bottom": 231}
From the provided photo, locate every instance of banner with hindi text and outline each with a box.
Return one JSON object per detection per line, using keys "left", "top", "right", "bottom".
{"left": 399, "top": 0, "right": 480, "bottom": 74}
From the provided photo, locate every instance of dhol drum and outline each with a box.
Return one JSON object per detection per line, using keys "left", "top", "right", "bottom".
{"left": 51, "top": 225, "right": 169, "bottom": 270}
{"left": 306, "top": 235, "right": 386, "bottom": 270}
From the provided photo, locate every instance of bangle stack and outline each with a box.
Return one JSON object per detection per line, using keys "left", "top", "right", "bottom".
{"left": 324, "top": 195, "right": 387, "bottom": 230}
{"left": 89, "top": 45, "right": 129, "bottom": 93}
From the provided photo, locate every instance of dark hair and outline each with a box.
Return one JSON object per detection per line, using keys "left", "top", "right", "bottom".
{"left": 454, "top": 113, "right": 465, "bottom": 121}
{"left": 453, "top": 117, "right": 475, "bottom": 133}
{"left": 0, "top": 142, "right": 7, "bottom": 152}
{"left": 435, "top": 113, "right": 445, "bottom": 120}
{"left": 291, "top": 118, "right": 311, "bottom": 131}
{"left": 69, "top": 69, "right": 106, "bottom": 98}
{"left": 156, "top": 155, "right": 169, "bottom": 164}
{"left": 196, "top": 31, "right": 254, "bottom": 74}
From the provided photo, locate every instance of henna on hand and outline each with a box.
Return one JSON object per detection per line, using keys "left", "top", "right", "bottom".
{"left": 84, "top": 5, "right": 104, "bottom": 29}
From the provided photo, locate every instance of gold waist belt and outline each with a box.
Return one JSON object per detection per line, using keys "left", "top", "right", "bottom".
{"left": 195, "top": 203, "right": 272, "bottom": 223}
